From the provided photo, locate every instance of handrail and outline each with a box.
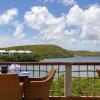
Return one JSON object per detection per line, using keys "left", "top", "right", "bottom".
{"left": 0, "top": 62, "right": 72, "bottom": 65}
{"left": 0, "top": 61, "right": 100, "bottom": 65}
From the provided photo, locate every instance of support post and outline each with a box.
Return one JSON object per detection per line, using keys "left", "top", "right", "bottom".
{"left": 64, "top": 64, "right": 72, "bottom": 96}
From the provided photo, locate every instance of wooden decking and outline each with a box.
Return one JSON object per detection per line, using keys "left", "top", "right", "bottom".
{"left": 49, "top": 96, "right": 100, "bottom": 100}
{"left": 22, "top": 97, "right": 100, "bottom": 100}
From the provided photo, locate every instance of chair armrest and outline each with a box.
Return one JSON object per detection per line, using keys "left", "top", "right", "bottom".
{"left": 19, "top": 82, "right": 24, "bottom": 98}
{"left": 28, "top": 76, "right": 47, "bottom": 81}
{"left": 27, "top": 78, "right": 51, "bottom": 88}
{"left": 29, "top": 81, "right": 45, "bottom": 87}
{"left": 20, "top": 82, "right": 24, "bottom": 87}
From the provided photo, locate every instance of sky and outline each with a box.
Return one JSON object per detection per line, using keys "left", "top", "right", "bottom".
{"left": 0, "top": 0, "right": 100, "bottom": 51}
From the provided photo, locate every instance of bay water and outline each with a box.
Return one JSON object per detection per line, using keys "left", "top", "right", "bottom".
{"left": 44, "top": 56, "right": 100, "bottom": 77}
{"left": 19, "top": 56, "right": 100, "bottom": 77}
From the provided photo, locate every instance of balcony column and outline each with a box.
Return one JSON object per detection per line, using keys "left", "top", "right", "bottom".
{"left": 64, "top": 64, "right": 72, "bottom": 96}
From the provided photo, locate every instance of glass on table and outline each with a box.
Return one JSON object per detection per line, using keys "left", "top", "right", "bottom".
{"left": 1, "top": 65, "right": 8, "bottom": 73}
{"left": 18, "top": 71, "right": 30, "bottom": 77}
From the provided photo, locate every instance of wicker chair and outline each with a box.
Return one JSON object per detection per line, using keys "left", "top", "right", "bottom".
{"left": 24, "top": 67, "right": 56, "bottom": 100}
{"left": 0, "top": 73, "right": 23, "bottom": 100}
{"left": 96, "top": 69, "right": 100, "bottom": 77}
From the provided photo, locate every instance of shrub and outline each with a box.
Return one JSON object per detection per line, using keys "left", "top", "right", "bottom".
{"left": 0, "top": 54, "right": 42, "bottom": 62}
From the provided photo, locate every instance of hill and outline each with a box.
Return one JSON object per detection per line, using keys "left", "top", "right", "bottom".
{"left": 71, "top": 51, "right": 100, "bottom": 56}
{"left": 0, "top": 44, "right": 73, "bottom": 58}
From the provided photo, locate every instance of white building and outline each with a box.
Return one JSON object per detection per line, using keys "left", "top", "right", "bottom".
{"left": 0, "top": 50, "right": 32, "bottom": 55}
{"left": 0, "top": 50, "right": 8, "bottom": 55}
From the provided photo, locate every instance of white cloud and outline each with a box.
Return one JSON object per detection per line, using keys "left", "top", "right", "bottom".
{"left": 59, "top": 0, "right": 76, "bottom": 6}
{"left": 66, "top": 4, "right": 100, "bottom": 41}
{"left": 39, "top": 0, "right": 76, "bottom": 5}
{"left": 24, "top": 6, "right": 73, "bottom": 41}
{"left": 66, "top": 5, "right": 84, "bottom": 26}
{"left": 81, "top": 25, "right": 100, "bottom": 40}
{"left": 0, "top": 8, "right": 18, "bottom": 25}
{"left": 39, "top": 0, "right": 53, "bottom": 2}
{"left": 0, "top": 35, "right": 8, "bottom": 42}
{"left": 0, "top": 5, "right": 96, "bottom": 51}
{"left": 13, "top": 24, "right": 26, "bottom": 39}
{"left": 23, "top": 5, "right": 100, "bottom": 51}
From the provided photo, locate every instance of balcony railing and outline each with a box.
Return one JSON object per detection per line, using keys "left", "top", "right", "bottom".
{"left": 0, "top": 62, "right": 100, "bottom": 99}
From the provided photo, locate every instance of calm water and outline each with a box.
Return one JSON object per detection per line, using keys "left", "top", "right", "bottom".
{"left": 19, "top": 56, "right": 100, "bottom": 77}
{"left": 44, "top": 56, "right": 100, "bottom": 62}
{"left": 44, "top": 56, "right": 100, "bottom": 77}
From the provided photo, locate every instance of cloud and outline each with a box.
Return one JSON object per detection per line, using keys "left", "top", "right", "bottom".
{"left": 59, "top": 0, "right": 76, "bottom": 6}
{"left": 0, "top": 8, "right": 18, "bottom": 25}
{"left": 0, "top": 5, "right": 98, "bottom": 51}
{"left": 39, "top": 0, "right": 76, "bottom": 6}
{"left": 23, "top": 5, "right": 100, "bottom": 51}
{"left": 39, "top": 0, "right": 53, "bottom": 2}
{"left": 24, "top": 6, "right": 73, "bottom": 41}
{"left": 66, "top": 5, "right": 84, "bottom": 26}
{"left": 66, "top": 4, "right": 100, "bottom": 41}
{"left": 0, "top": 8, "right": 26, "bottom": 41}
{"left": 0, "top": 35, "right": 8, "bottom": 42}
{"left": 13, "top": 24, "right": 26, "bottom": 39}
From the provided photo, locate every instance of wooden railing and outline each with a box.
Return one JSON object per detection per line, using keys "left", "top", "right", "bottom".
{"left": 0, "top": 62, "right": 100, "bottom": 98}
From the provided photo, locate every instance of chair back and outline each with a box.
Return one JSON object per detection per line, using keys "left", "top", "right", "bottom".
{"left": 24, "top": 67, "right": 56, "bottom": 100}
{"left": 47, "top": 67, "right": 56, "bottom": 80}
{"left": 0, "top": 73, "right": 21, "bottom": 100}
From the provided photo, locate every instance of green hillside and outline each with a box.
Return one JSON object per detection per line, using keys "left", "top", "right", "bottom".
{"left": 71, "top": 51, "right": 100, "bottom": 56}
{"left": 0, "top": 44, "right": 73, "bottom": 58}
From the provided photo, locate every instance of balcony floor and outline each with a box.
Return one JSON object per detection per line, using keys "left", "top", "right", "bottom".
{"left": 49, "top": 96, "right": 100, "bottom": 100}
{"left": 22, "top": 97, "right": 100, "bottom": 100}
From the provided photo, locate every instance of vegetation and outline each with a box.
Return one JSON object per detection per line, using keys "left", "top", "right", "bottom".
{"left": 72, "top": 77, "right": 100, "bottom": 96}
{"left": 51, "top": 73, "right": 100, "bottom": 96}
{"left": 0, "top": 44, "right": 73, "bottom": 58}
{"left": 0, "top": 44, "right": 100, "bottom": 60}
{"left": 0, "top": 54, "right": 41, "bottom": 62}
{"left": 71, "top": 51, "right": 100, "bottom": 56}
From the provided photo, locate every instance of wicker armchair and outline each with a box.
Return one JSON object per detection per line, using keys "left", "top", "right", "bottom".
{"left": 24, "top": 67, "right": 56, "bottom": 100}
{"left": 0, "top": 73, "right": 23, "bottom": 100}
{"left": 96, "top": 69, "right": 100, "bottom": 77}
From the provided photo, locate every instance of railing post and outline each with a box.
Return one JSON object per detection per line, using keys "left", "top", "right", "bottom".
{"left": 64, "top": 64, "right": 72, "bottom": 96}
